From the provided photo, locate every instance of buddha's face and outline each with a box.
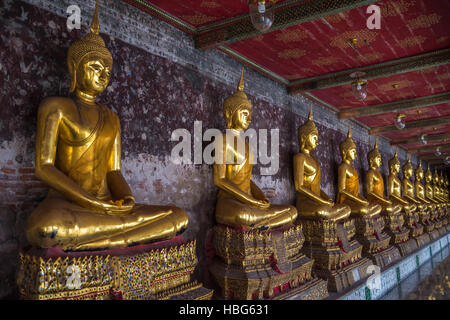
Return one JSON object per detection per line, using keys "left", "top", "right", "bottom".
{"left": 416, "top": 170, "right": 424, "bottom": 181}
{"left": 371, "top": 155, "right": 382, "bottom": 169}
{"left": 433, "top": 173, "right": 439, "bottom": 184}
{"left": 425, "top": 171, "right": 432, "bottom": 183}
{"left": 301, "top": 132, "right": 319, "bottom": 152}
{"left": 76, "top": 56, "right": 111, "bottom": 96}
{"left": 390, "top": 162, "right": 400, "bottom": 174}
{"left": 345, "top": 147, "right": 357, "bottom": 162}
{"left": 231, "top": 107, "right": 251, "bottom": 130}
{"left": 404, "top": 167, "right": 412, "bottom": 179}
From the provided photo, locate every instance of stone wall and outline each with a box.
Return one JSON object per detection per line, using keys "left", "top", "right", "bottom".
{"left": 0, "top": 0, "right": 424, "bottom": 298}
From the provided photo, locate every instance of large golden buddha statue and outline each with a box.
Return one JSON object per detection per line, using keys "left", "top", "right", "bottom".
{"left": 294, "top": 107, "right": 350, "bottom": 222}
{"left": 365, "top": 141, "right": 409, "bottom": 246}
{"left": 425, "top": 166, "right": 443, "bottom": 234}
{"left": 25, "top": 1, "right": 188, "bottom": 251}
{"left": 213, "top": 69, "right": 297, "bottom": 230}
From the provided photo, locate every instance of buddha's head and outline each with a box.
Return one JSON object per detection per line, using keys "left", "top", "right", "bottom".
{"left": 433, "top": 169, "right": 439, "bottom": 185}
{"left": 340, "top": 126, "right": 357, "bottom": 163}
{"left": 223, "top": 68, "right": 252, "bottom": 130}
{"left": 67, "top": 0, "right": 113, "bottom": 99}
{"left": 402, "top": 156, "right": 413, "bottom": 179}
{"left": 415, "top": 161, "right": 424, "bottom": 182}
{"left": 439, "top": 171, "right": 444, "bottom": 186}
{"left": 368, "top": 138, "right": 382, "bottom": 169}
{"left": 298, "top": 105, "right": 319, "bottom": 152}
{"left": 425, "top": 167, "right": 433, "bottom": 184}
{"left": 388, "top": 149, "right": 401, "bottom": 175}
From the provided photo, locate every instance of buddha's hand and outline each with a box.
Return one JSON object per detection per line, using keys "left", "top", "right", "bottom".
{"left": 253, "top": 199, "right": 270, "bottom": 209}
{"left": 324, "top": 200, "right": 334, "bottom": 207}
{"left": 99, "top": 200, "right": 134, "bottom": 215}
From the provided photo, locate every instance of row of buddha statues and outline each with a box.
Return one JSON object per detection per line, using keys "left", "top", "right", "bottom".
{"left": 18, "top": 1, "right": 449, "bottom": 300}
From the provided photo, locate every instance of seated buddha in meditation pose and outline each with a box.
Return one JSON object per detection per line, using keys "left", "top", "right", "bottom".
{"left": 26, "top": 2, "right": 188, "bottom": 251}
{"left": 336, "top": 127, "right": 381, "bottom": 218}
{"left": 414, "top": 162, "right": 432, "bottom": 226}
{"left": 293, "top": 106, "right": 350, "bottom": 222}
{"left": 213, "top": 69, "right": 297, "bottom": 230}
{"left": 365, "top": 140, "right": 402, "bottom": 219}
{"left": 402, "top": 157, "right": 421, "bottom": 208}
{"left": 425, "top": 167, "right": 440, "bottom": 206}
{"left": 387, "top": 150, "right": 414, "bottom": 215}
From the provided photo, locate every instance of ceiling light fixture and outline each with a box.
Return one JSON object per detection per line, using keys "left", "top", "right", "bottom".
{"left": 350, "top": 71, "right": 368, "bottom": 101}
{"left": 420, "top": 134, "right": 428, "bottom": 145}
{"left": 248, "top": 0, "right": 274, "bottom": 32}
{"left": 394, "top": 113, "right": 406, "bottom": 130}
{"left": 434, "top": 146, "right": 442, "bottom": 156}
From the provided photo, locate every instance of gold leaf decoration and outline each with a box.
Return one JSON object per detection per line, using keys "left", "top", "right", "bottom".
{"left": 181, "top": 14, "right": 218, "bottom": 25}
{"left": 330, "top": 30, "right": 379, "bottom": 49}
{"left": 312, "top": 56, "right": 339, "bottom": 66}
{"left": 379, "top": 80, "right": 415, "bottom": 92}
{"left": 407, "top": 13, "right": 442, "bottom": 29}
{"left": 379, "top": 0, "right": 416, "bottom": 17}
{"left": 275, "top": 29, "right": 308, "bottom": 43}
{"left": 358, "top": 52, "right": 384, "bottom": 63}
{"left": 396, "top": 36, "right": 427, "bottom": 48}
{"left": 277, "top": 48, "right": 307, "bottom": 59}
{"left": 200, "top": 1, "right": 221, "bottom": 8}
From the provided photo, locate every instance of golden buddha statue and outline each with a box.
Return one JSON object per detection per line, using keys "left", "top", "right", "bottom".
{"left": 25, "top": 1, "right": 188, "bottom": 251}
{"left": 213, "top": 69, "right": 297, "bottom": 230}
{"left": 400, "top": 156, "right": 429, "bottom": 246}
{"left": 366, "top": 140, "right": 409, "bottom": 246}
{"left": 425, "top": 166, "right": 443, "bottom": 234}
{"left": 387, "top": 150, "right": 413, "bottom": 213}
{"left": 209, "top": 71, "right": 328, "bottom": 300}
{"left": 433, "top": 169, "right": 444, "bottom": 202}
{"left": 337, "top": 128, "right": 397, "bottom": 266}
{"left": 294, "top": 106, "right": 350, "bottom": 222}
{"left": 292, "top": 108, "right": 372, "bottom": 293}
{"left": 336, "top": 127, "right": 380, "bottom": 218}
{"left": 414, "top": 161, "right": 435, "bottom": 234}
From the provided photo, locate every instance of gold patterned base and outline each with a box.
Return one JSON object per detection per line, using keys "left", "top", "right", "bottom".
{"left": 17, "top": 240, "right": 213, "bottom": 300}
{"left": 271, "top": 277, "right": 328, "bottom": 300}
{"left": 366, "top": 245, "right": 401, "bottom": 269}
{"left": 413, "top": 232, "right": 431, "bottom": 248}
{"left": 395, "top": 238, "right": 418, "bottom": 257}
{"left": 314, "top": 257, "right": 373, "bottom": 293}
{"left": 210, "top": 224, "right": 325, "bottom": 300}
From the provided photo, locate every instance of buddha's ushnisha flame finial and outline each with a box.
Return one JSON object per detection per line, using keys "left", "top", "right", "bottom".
{"left": 395, "top": 148, "right": 398, "bottom": 158}
{"left": 237, "top": 67, "right": 244, "bottom": 92}
{"left": 90, "top": 0, "right": 100, "bottom": 35}
{"left": 308, "top": 104, "right": 313, "bottom": 121}
{"left": 348, "top": 125, "right": 352, "bottom": 138}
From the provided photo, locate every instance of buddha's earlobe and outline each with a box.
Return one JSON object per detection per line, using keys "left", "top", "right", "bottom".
{"left": 69, "top": 60, "right": 77, "bottom": 93}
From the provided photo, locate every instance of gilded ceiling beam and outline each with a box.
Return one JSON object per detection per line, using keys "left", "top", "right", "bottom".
{"left": 391, "top": 133, "right": 450, "bottom": 146}
{"left": 408, "top": 143, "right": 450, "bottom": 154}
{"left": 338, "top": 91, "right": 450, "bottom": 120}
{"left": 369, "top": 115, "right": 450, "bottom": 135}
{"left": 289, "top": 48, "right": 450, "bottom": 93}
{"left": 194, "top": 0, "right": 378, "bottom": 50}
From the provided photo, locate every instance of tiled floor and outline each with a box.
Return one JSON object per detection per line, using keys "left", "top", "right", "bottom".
{"left": 381, "top": 246, "right": 450, "bottom": 300}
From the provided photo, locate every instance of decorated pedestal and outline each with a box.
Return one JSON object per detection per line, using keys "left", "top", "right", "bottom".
{"left": 403, "top": 210, "right": 430, "bottom": 248}
{"left": 353, "top": 215, "right": 401, "bottom": 269}
{"left": 298, "top": 218, "right": 372, "bottom": 293}
{"left": 382, "top": 211, "right": 416, "bottom": 257}
{"left": 17, "top": 238, "right": 213, "bottom": 300}
{"left": 209, "top": 224, "right": 328, "bottom": 300}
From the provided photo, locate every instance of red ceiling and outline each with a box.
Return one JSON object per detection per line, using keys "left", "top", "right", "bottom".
{"left": 228, "top": 0, "right": 450, "bottom": 78}
{"left": 127, "top": 0, "right": 450, "bottom": 159}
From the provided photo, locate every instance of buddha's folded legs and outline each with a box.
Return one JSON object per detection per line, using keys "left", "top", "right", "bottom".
{"left": 296, "top": 197, "right": 350, "bottom": 222}
{"left": 26, "top": 194, "right": 189, "bottom": 251}
{"left": 215, "top": 197, "right": 297, "bottom": 229}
